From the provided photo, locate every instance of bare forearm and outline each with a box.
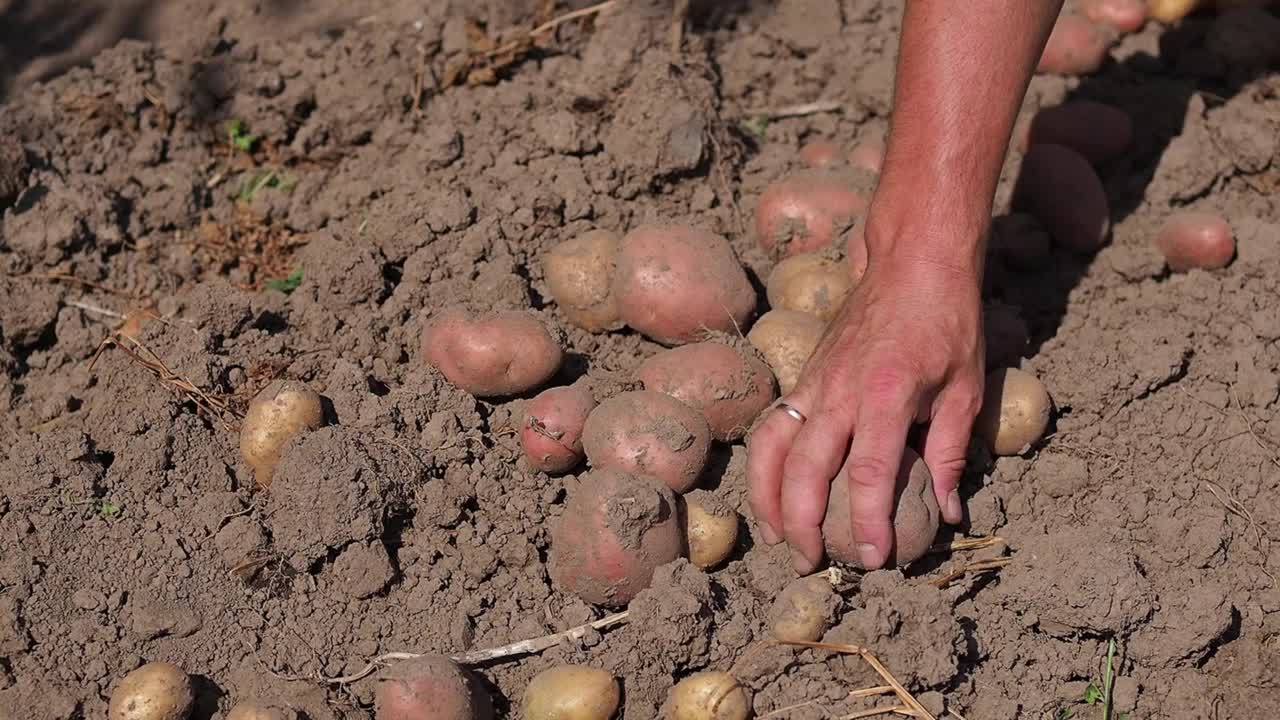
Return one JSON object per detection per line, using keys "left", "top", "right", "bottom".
{"left": 868, "top": 1, "right": 1064, "bottom": 274}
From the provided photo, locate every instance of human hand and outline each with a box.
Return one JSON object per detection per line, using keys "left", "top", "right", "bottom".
{"left": 747, "top": 236, "right": 985, "bottom": 573}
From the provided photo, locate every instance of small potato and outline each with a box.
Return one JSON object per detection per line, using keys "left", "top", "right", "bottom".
{"left": 766, "top": 253, "right": 853, "bottom": 321}
{"left": 822, "top": 447, "right": 940, "bottom": 568}
{"left": 545, "top": 230, "right": 624, "bottom": 332}
{"left": 1153, "top": 212, "right": 1235, "bottom": 272}
{"left": 376, "top": 655, "right": 492, "bottom": 720}
{"left": 1206, "top": 6, "right": 1280, "bottom": 67}
{"left": 613, "top": 225, "right": 756, "bottom": 345}
{"left": 240, "top": 381, "right": 325, "bottom": 487}
{"left": 226, "top": 703, "right": 292, "bottom": 720}
{"left": 798, "top": 140, "right": 843, "bottom": 169}
{"left": 976, "top": 367, "right": 1052, "bottom": 456}
{"left": 983, "top": 302, "right": 1029, "bottom": 369}
{"left": 1013, "top": 144, "right": 1110, "bottom": 254}
{"left": 1037, "top": 14, "right": 1113, "bottom": 76}
{"left": 422, "top": 307, "right": 563, "bottom": 397}
{"left": 682, "top": 490, "right": 740, "bottom": 569}
{"left": 1021, "top": 100, "right": 1134, "bottom": 165}
{"left": 990, "top": 214, "right": 1052, "bottom": 271}
{"left": 549, "top": 468, "right": 685, "bottom": 607}
{"left": 638, "top": 342, "right": 778, "bottom": 442}
{"left": 1081, "top": 0, "right": 1147, "bottom": 32}
{"left": 108, "top": 662, "right": 194, "bottom": 720}
{"left": 768, "top": 575, "right": 840, "bottom": 643}
{"left": 667, "top": 671, "right": 752, "bottom": 720}
{"left": 755, "top": 170, "right": 868, "bottom": 256}
{"left": 521, "top": 384, "right": 598, "bottom": 474}
{"left": 582, "top": 391, "right": 712, "bottom": 492}
{"left": 746, "top": 310, "right": 825, "bottom": 395}
{"left": 523, "top": 665, "right": 621, "bottom": 720}
{"left": 848, "top": 137, "right": 885, "bottom": 175}
{"left": 843, "top": 223, "right": 869, "bottom": 283}
{"left": 1147, "top": 0, "right": 1199, "bottom": 22}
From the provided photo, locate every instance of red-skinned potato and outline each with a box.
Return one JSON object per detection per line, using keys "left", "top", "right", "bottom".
{"left": 1021, "top": 100, "right": 1134, "bottom": 165}
{"left": 755, "top": 170, "right": 868, "bottom": 256}
{"left": 799, "top": 140, "right": 843, "bottom": 169}
{"left": 848, "top": 137, "right": 885, "bottom": 174}
{"left": 376, "top": 655, "right": 492, "bottom": 720}
{"left": 1081, "top": 0, "right": 1147, "bottom": 32}
{"left": 746, "top": 310, "right": 825, "bottom": 396}
{"left": 990, "top": 214, "right": 1052, "bottom": 271}
{"left": 1013, "top": 144, "right": 1110, "bottom": 254}
{"left": 582, "top": 390, "right": 712, "bottom": 492}
{"left": 1206, "top": 6, "right": 1280, "bottom": 67}
{"left": 613, "top": 225, "right": 756, "bottom": 345}
{"left": 544, "top": 230, "right": 623, "bottom": 332}
{"left": 1154, "top": 212, "right": 1235, "bottom": 272}
{"left": 1038, "top": 14, "right": 1113, "bottom": 76}
{"left": 638, "top": 342, "right": 778, "bottom": 442}
{"left": 521, "top": 384, "right": 597, "bottom": 474}
{"left": 822, "top": 447, "right": 940, "bottom": 568}
{"left": 549, "top": 468, "right": 684, "bottom": 607}
{"left": 766, "top": 253, "right": 853, "bottom": 321}
{"left": 983, "top": 302, "right": 1029, "bottom": 369}
{"left": 422, "top": 308, "right": 563, "bottom": 397}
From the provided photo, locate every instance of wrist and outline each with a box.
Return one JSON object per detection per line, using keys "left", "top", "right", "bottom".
{"left": 862, "top": 196, "right": 989, "bottom": 281}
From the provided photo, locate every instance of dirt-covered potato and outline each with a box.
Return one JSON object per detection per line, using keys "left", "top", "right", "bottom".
{"left": 990, "top": 213, "right": 1052, "bottom": 271}
{"left": 638, "top": 342, "right": 778, "bottom": 442}
{"left": 822, "top": 447, "right": 940, "bottom": 568}
{"left": 754, "top": 170, "right": 867, "bottom": 256}
{"left": 226, "top": 703, "right": 292, "bottom": 720}
{"left": 1038, "top": 14, "right": 1113, "bottom": 76}
{"left": 523, "top": 665, "right": 621, "bottom": 720}
{"left": 376, "top": 655, "right": 492, "bottom": 720}
{"left": 613, "top": 225, "right": 756, "bottom": 345}
{"left": 240, "top": 380, "right": 325, "bottom": 488}
{"left": 766, "top": 253, "right": 853, "bottom": 321}
{"left": 521, "top": 384, "right": 597, "bottom": 474}
{"left": 681, "top": 490, "right": 740, "bottom": 569}
{"left": 768, "top": 575, "right": 840, "bottom": 643}
{"left": 1154, "top": 212, "right": 1235, "bottom": 272}
{"left": 976, "top": 367, "right": 1052, "bottom": 456}
{"left": 582, "top": 391, "right": 712, "bottom": 492}
{"left": 422, "top": 307, "right": 563, "bottom": 397}
{"left": 108, "top": 662, "right": 194, "bottom": 720}
{"left": 667, "top": 671, "right": 752, "bottom": 720}
{"left": 549, "top": 468, "right": 685, "bottom": 607}
{"left": 1206, "top": 6, "right": 1280, "bottom": 67}
{"left": 746, "top": 310, "right": 825, "bottom": 396}
{"left": 1013, "top": 143, "right": 1111, "bottom": 254}
{"left": 545, "top": 229, "right": 624, "bottom": 332}
{"left": 1021, "top": 100, "right": 1133, "bottom": 165}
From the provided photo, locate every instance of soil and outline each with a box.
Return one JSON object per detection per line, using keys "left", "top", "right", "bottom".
{"left": 1, "top": 1, "right": 1278, "bottom": 719}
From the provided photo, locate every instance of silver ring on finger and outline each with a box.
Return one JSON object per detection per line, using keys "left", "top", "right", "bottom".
{"left": 777, "top": 402, "right": 807, "bottom": 424}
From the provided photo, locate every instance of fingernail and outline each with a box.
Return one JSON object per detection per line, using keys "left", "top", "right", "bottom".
{"left": 789, "top": 547, "right": 815, "bottom": 574}
{"left": 758, "top": 522, "right": 781, "bottom": 545}
{"left": 857, "top": 542, "right": 884, "bottom": 570}
{"left": 946, "top": 490, "right": 963, "bottom": 523}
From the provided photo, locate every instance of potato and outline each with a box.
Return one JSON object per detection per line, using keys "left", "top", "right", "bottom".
{"left": 667, "top": 671, "right": 752, "bottom": 720}
{"left": 226, "top": 703, "right": 292, "bottom": 720}
{"left": 1147, "top": 0, "right": 1198, "bottom": 21}
{"left": 766, "top": 253, "right": 853, "bottom": 321}
{"left": 1037, "top": 14, "right": 1113, "bottom": 76}
{"left": 768, "top": 575, "right": 840, "bottom": 643}
{"left": 108, "top": 662, "right": 194, "bottom": 720}
{"left": 799, "top": 140, "right": 843, "bottom": 169}
{"left": 240, "top": 381, "right": 325, "bottom": 488}
{"left": 1153, "top": 212, "right": 1235, "bottom": 272}
{"left": 638, "top": 342, "right": 778, "bottom": 442}
{"left": 613, "top": 225, "right": 756, "bottom": 345}
{"left": 681, "top": 490, "right": 740, "bottom": 569}
{"left": 989, "top": 214, "right": 1052, "bottom": 271}
{"left": 376, "top": 655, "right": 492, "bottom": 720}
{"left": 843, "top": 223, "right": 869, "bottom": 283}
{"left": 983, "top": 302, "right": 1029, "bottom": 369}
{"left": 549, "top": 468, "right": 685, "bottom": 607}
{"left": 1205, "top": 6, "right": 1280, "bottom": 67}
{"left": 1081, "top": 0, "right": 1147, "bottom": 32}
{"left": 422, "top": 307, "right": 563, "bottom": 397}
{"left": 582, "top": 390, "right": 713, "bottom": 492}
{"left": 521, "top": 384, "right": 597, "bottom": 474}
{"left": 976, "top": 367, "right": 1052, "bottom": 456}
{"left": 1013, "top": 144, "right": 1110, "bottom": 254}
{"left": 746, "top": 310, "right": 825, "bottom": 396}
{"left": 523, "top": 665, "right": 621, "bottom": 720}
{"left": 822, "top": 447, "right": 940, "bottom": 568}
{"left": 1021, "top": 100, "right": 1134, "bottom": 165}
{"left": 754, "top": 170, "right": 868, "bottom": 256}
{"left": 848, "top": 137, "right": 885, "bottom": 174}
{"left": 545, "top": 230, "right": 624, "bottom": 332}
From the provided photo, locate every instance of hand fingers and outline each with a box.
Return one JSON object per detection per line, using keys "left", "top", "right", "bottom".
{"left": 845, "top": 368, "right": 920, "bottom": 570}
{"left": 920, "top": 384, "right": 982, "bottom": 525}
{"left": 780, "top": 408, "right": 853, "bottom": 574}
{"left": 747, "top": 399, "right": 809, "bottom": 545}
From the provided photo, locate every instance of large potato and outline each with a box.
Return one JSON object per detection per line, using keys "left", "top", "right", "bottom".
{"left": 1021, "top": 100, "right": 1133, "bottom": 165}
{"left": 754, "top": 170, "right": 868, "bottom": 256}
{"left": 549, "top": 468, "right": 684, "bottom": 607}
{"left": 545, "top": 230, "right": 624, "bottom": 332}
{"left": 1013, "top": 143, "right": 1110, "bottom": 254}
{"left": 1153, "top": 212, "right": 1235, "bottom": 271}
{"left": 822, "top": 447, "right": 940, "bottom": 569}
{"left": 976, "top": 367, "right": 1052, "bottom": 456}
{"left": 523, "top": 665, "right": 621, "bottom": 720}
{"left": 667, "top": 672, "right": 752, "bottom": 720}
{"left": 422, "top": 307, "right": 563, "bottom": 397}
{"left": 638, "top": 342, "right": 778, "bottom": 442}
{"left": 582, "top": 390, "right": 712, "bottom": 492}
{"left": 240, "top": 380, "right": 326, "bottom": 488}
{"left": 520, "top": 384, "right": 597, "bottom": 474}
{"left": 376, "top": 655, "right": 492, "bottom": 720}
{"left": 746, "top": 310, "right": 825, "bottom": 396}
{"left": 766, "top": 253, "right": 853, "bottom": 321}
{"left": 613, "top": 225, "right": 756, "bottom": 345}
{"left": 108, "top": 662, "right": 194, "bottom": 720}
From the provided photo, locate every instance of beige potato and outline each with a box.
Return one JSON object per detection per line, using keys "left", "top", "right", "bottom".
{"left": 523, "top": 665, "right": 621, "bottom": 720}
{"left": 682, "top": 490, "right": 740, "bottom": 569}
{"left": 226, "top": 703, "right": 292, "bottom": 720}
{"left": 667, "top": 671, "right": 752, "bottom": 720}
{"left": 746, "top": 310, "right": 825, "bottom": 395}
{"left": 768, "top": 575, "right": 840, "bottom": 643}
{"left": 766, "top": 253, "right": 853, "bottom": 321}
{"left": 108, "top": 662, "right": 194, "bottom": 720}
{"left": 976, "top": 367, "right": 1052, "bottom": 455}
{"left": 545, "top": 230, "right": 624, "bottom": 332}
{"left": 239, "top": 380, "right": 326, "bottom": 488}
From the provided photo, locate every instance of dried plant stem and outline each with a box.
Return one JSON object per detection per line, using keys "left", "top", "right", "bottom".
{"left": 929, "top": 557, "right": 1013, "bottom": 588}
{"left": 743, "top": 100, "right": 844, "bottom": 119}
{"left": 840, "top": 704, "right": 913, "bottom": 719}
{"left": 781, "top": 640, "right": 935, "bottom": 720}
{"left": 486, "top": 0, "right": 617, "bottom": 59}
{"left": 927, "top": 536, "right": 1004, "bottom": 554}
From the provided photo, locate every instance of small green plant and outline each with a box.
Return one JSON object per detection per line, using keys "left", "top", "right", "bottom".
{"left": 1083, "top": 683, "right": 1104, "bottom": 706}
{"left": 227, "top": 119, "right": 259, "bottom": 153}
{"left": 740, "top": 115, "right": 769, "bottom": 141}
{"left": 99, "top": 500, "right": 120, "bottom": 518}
{"left": 266, "top": 268, "right": 304, "bottom": 294}
{"left": 1059, "top": 638, "right": 1129, "bottom": 720}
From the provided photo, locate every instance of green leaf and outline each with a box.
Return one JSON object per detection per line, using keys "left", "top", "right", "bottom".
{"left": 1083, "top": 683, "right": 1103, "bottom": 705}
{"left": 1056, "top": 708, "right": 1074, "bottom": 720}
{"left": 99, "top": 501, "right": 120, "bottom": 517}
{"left": 740, "top": 115, "right": 769, "bottom": 141}
{"left": 266, "top": 268, "right": 304, "bottom": 294}
{"left": 227, "top": 119, "right": 258, "bottom": 152}
{"left": 1116, "top": 713, "right": 1129, "bottom": 720}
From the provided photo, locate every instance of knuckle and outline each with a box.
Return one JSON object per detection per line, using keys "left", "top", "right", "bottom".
{"left": 846, "top": 455, "right": 896, "bottom": 490}
{"left": 862, "top": 366, "right": 915, "bottom": 402}
{"left": 781, "top": 451, "right": 823, "bottom": 482}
